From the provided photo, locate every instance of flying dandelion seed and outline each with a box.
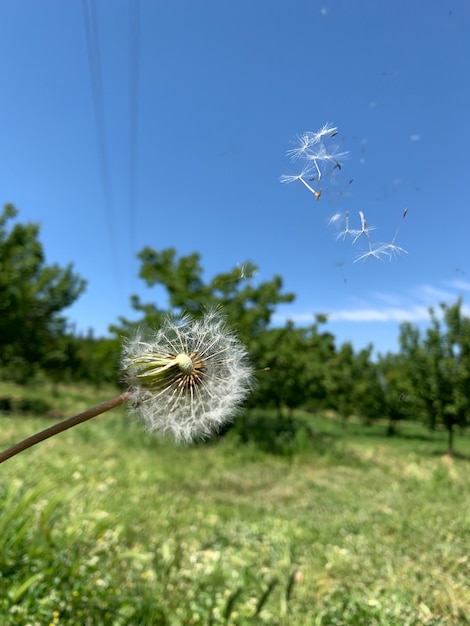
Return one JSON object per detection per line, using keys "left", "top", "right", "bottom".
{"left": 312, "top": 123, "right": 338, "bottom": 143}
{"left": 351, "top": 210, "right": 376, "bottom": 243}
{"left": 122, "top": 309, "right": 253, "bottom": 443}
{"left": 281, "top": 123, "right": 409, "bottom": 262}
{"left": 286, "top": 132, "right": 317, "bottom": 161}
{"left": 328, "top": 212, "right": 342, "bottom": 226}
{"left": 335, "top": 211, "right": 353, "bottom": 241}
{"left": 353, "top": 243, "right": 391, "bottom": 263}
{"left": 280, "top": 167, "right": 321, "bottom": 199}
{"left": 214, "top": 261, "right": 257, "bottom": 287}
{"left": 378, "top": 208, "right": 409, "bottom": 259}
{"left": 281, "top": 124, "right": 348, "bottom": 200}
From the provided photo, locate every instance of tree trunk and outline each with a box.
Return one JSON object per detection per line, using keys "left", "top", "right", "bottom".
{"left": 447, "top": 423, "right": 454, "bottom": 457}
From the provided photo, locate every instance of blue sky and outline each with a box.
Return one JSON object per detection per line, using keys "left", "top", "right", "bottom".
{"left": 1, "top": 0, "right": 469, "bottom": 355}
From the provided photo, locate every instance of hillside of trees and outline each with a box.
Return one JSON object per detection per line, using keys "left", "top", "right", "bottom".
{"left": 1, "top": 204, "right": 469, "bottom": 455}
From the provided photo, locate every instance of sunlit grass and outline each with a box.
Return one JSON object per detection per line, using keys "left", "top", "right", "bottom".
{"left": 1, "top": 381, "right": 470, "bottom": 624}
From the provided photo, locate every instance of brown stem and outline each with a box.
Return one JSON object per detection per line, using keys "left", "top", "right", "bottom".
{"left": 0, "top": 391, "right": 131, "bottom": 465}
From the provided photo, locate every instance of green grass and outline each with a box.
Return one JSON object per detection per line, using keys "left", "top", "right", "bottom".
{"left": 1, "top": 381, "right": 470, "bottom": 625}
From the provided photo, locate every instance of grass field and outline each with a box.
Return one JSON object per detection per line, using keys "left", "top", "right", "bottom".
{"left": 1, "top": 381, "right": 470, "bottom": 625}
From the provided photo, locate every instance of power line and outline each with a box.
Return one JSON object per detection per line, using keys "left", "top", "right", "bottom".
{"left": 128, "top": 0, "right": 140, "bottom": 257}
{"left": 81, "top": 0, "right": 120, "bottom": 286}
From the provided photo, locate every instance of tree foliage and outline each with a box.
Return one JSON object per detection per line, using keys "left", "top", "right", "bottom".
{"left": 111, "top": 246, "right": 396, "bottom": 425}
{"left": 398, "top": 300, "right": 470, "bottom": 455}
{"left": 4, "top": 206, "right": 469, "bottom": 456}
{"left": 0, "top": 204, "right": 86, "bottom": 381}
{"left": 112, "top": 247, "right": 295, "bottom": 346}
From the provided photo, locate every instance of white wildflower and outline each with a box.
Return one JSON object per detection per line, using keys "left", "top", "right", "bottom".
{"left": 121, "top": 310, "right": 253, "bottom": 443}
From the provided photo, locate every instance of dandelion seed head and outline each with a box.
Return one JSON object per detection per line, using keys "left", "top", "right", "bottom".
{"left": 121, "top": 310, "right": 253, "bottom": 443}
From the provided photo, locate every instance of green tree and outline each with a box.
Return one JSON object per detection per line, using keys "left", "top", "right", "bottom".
{"left": 112, "top": 247, "right": 295, "bottom": 347}
{"left": 248, "top": 322, "right": 310, "bottom": 416}
{"left": 325, "top": 342, "right": 386, "bottom": 427}
{"left": 377, "top": 352, "right": 412, "bottom": 435}
{"left": 398, "top": 300, "right": 470, "bottom": 456}
{"left": 324, "top": 341, "right": 358, "bottom": 424}
{"left": 247, "top": 314, "right": 341, "bottom": 417}
{"left": 0, "top": 204, "right": 86, "bottom": 381}
{"left": 66, "top": 331, "right": 121, "bottom": 388}
{"left": 300, "top": 315, "right": 337, "bottom": 413}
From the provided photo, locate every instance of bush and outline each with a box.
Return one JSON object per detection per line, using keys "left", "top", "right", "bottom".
{"left": 0, "top": 395, "right": 52, "bottom": 417}
{"left": 228, "top": 409, "right": 315, "bottom": 456}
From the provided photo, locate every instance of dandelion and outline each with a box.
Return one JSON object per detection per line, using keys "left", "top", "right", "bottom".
{"left": 122, "top": 309, "right": 253, "bottom": 443}
{"left": 0, "top": 310, "right": 253, "bottom": 463}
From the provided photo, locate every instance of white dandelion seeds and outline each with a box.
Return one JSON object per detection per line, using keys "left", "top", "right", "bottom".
{"left": 379, "top": 207, "right": 409, "bottom": 259}
{"left": 281, "top": 123, "right": 409, "bottom": 263}
{"left": 353, "top": 242, "right": 390, "bottom": 263}
{"left": 286, "top": 132, "right": 317, "bottom": 161}
{"left": 121, "top": 309, "right": 253, "bottom": 443}
{"left": 312, "top": 122, "right": 338, "bottom": 144}
{"left": 305, "top": 143, "right": 349, "bottom": 180}
{"left": 351, "top": 210, "right": 376, "bottom": 243}
{"left": 280, "top": 166, "right": 322, "bottom": 199}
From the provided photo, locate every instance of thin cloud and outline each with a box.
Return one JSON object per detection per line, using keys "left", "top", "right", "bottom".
{"left": 273, "top": 278, "right": 469, "bottom": 327}
{"left": 416, "top": 284, "right": 455, "bottom": 302}
{"left": 371, "top": 291, "right": 403, "bottom": 306}
{"left": 272, "top": 312, "right": 316, "bottom": 325}
{"left": 447, "top": 278, "right": 470, "bottom": 292}
{"left": 328, "top": 306, "right": 430, "bottom": 323}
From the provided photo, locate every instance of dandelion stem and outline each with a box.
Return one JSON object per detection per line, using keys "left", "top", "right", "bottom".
{"left": 0, "top": 391, "right": 131, "bottom": 465}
